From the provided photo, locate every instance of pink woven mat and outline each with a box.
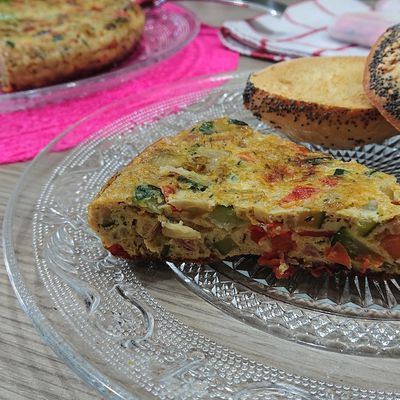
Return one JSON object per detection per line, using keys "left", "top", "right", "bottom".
{"left": 0, "top": 21, "right": 239, "bottom": 165}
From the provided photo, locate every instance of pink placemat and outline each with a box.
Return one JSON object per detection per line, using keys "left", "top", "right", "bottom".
{"left": 0, "top": 19, "right": 239, "bottom": 165}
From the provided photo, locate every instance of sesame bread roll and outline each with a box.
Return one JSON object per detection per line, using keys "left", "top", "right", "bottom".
{"left": 364, "top": 24, "right": 400, "bottom": 131}
{"left": 244, "top": 57, "right": 397, "bottom": 149}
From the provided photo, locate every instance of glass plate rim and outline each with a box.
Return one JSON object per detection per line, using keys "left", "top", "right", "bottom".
{"left": 2, "top": 71, "right": 248, "bottom": 400}
{"left": 7, "top": 70, "right": 400, "bottom": 399}
{"left": 0, "top": 4, "right": 200, "bottom": 113}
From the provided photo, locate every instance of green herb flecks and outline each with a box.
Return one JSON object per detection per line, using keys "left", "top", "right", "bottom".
{"left": 177, "top": 175, "right": 208, "bottom": 192}
{"left": 304, "top": 156, "right": 332, "bottom": 165}
{"left": 81, "top": 38, "right": 90, "bottom": 47}
{"left": 333, "top": 168, "right": 347, "bottom": 176}
{"left": 5, "top": 39, "right": 14, "bottom": 48}
{"left": 199, "top": 121, "right": 215, "bottom": 135}
{"left": 227, "top": 173, "right": 239, "bottom": 183}
{"left": 133, "top": 184, "right": 165, "bottom": 213}
{"left": 52, "top": 34, "right": 64, "bottom": 42}
{"left": 35, "top": 29, "right": 49, "bottom": 36}
{"left": 188, "top": 143, "right": 201, "bottom": 155}
{"left": 367, "top": 169, "right": 380, "bottom": 176}
{"left": 228, "top": 118, "right": 248, "bottom": 126}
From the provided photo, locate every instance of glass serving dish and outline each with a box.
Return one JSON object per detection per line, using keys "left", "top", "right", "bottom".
{"left": 0, "top": 5, "right": 199, "bottom": 113}
{"left": 4, "top": 72, "right": 400, "bottom": 400}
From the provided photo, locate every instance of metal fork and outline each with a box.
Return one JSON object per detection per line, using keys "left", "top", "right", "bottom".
{"left": 138, "top": 0, "right": 287, "bottom": 16}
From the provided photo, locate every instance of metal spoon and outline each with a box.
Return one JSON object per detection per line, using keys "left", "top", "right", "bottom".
{"left": 138, "top": 0, "right": 287, "bottom": 16}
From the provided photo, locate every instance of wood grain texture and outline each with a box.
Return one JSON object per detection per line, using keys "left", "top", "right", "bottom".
{"left": 0, "top": 163, "right": 99, "bottom": 400}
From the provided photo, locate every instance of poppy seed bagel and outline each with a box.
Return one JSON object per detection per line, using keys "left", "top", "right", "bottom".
{"left": 244, "top": 56, "right": 397, "bottom": 149}
{"left": 364, "top": 24, "right": 400, "bottom": 131}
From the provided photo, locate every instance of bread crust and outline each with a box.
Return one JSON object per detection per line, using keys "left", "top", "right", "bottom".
{"left": 363, "top": 24, "right": 400, "bottom": 131}
{"left": 244, "top": 57, "right": 397, "bottom": 149}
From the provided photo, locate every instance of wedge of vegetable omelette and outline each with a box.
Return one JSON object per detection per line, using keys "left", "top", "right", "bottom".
{"left": 0, "top": 0, "right": 144, "bottom": 92}
{"left": 88, "top": 117, "right": 400, "bottom": 278}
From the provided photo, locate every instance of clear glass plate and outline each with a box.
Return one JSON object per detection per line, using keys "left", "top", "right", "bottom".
{"left": 4, "top": 72, "right": 400, "bottom": 400}
{"left": 0, "top": 5, "right": 199, "bottom": 113}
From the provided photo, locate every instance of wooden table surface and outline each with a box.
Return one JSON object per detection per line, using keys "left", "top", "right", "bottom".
{"left": 1, "top": 2, "right": 388, "bottom": 400}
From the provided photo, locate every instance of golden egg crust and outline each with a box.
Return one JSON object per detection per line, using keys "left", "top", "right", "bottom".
{"left": 0, "top": 0, "right": 144, "bottom": 92}
{"left": 88, "top": 117, "right": 400, "bottom": 278}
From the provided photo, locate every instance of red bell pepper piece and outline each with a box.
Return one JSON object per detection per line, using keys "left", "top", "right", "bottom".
{"left": 281, "top": 186, "right": 319, "bottom": 204}
{"left": 325, "top": 242, "right": 352, "bottom": 269}
{"left": 381, "top": 235, "right": 400, "bottom": 259}
{"left": 106, "top": 244, "right": 131, "bottom": 258}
